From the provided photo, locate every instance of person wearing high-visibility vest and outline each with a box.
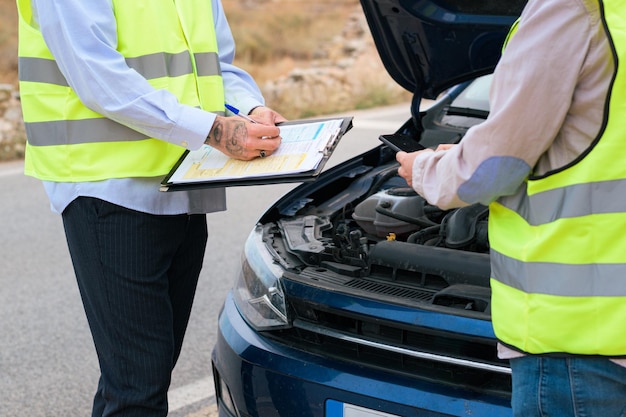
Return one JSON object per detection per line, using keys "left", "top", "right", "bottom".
{"left": 17, "top": 0, "right": 285, "bottom": 415}
{"left": 396, "top": 0, "right": 626, "bottom": 415}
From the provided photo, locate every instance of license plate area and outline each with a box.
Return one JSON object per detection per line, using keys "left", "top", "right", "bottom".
{"left": 326, "top": 400, "right": 401, "bottom": 417}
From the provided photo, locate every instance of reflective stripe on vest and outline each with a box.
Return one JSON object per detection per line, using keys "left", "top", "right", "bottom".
{"left": 488, "top": 0, "right": 626, "bottom": 356}
{"left": 17, "top": 0, "right": 224, "bottom": 181}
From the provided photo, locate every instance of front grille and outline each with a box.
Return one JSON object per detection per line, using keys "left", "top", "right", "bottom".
{"left": 266, "top": 296, "right": 511, "bottom": 398}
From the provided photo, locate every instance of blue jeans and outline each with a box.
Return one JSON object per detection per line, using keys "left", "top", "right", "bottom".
{"left": 510, "top": 356, "right": 626, "bottom": 417}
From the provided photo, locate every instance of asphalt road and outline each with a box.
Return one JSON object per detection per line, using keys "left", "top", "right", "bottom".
{"left": 0, "top": 103, "right": 412, "bottom": 417}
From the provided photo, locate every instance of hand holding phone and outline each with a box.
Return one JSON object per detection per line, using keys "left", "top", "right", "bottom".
{"left": 379, "top": 134, "right": 425, "bottom": 152}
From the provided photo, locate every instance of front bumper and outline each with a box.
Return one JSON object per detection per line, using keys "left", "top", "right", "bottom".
{"left": 211, "top": 292, "right": 512, "bottom": 417}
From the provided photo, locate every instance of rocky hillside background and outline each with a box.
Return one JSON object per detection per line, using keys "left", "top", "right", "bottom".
{"left": 0, "top": 0, "right": 409, "bottom": 162}
{"left": 0, "top": 85, "right": 24, "bottom": 162}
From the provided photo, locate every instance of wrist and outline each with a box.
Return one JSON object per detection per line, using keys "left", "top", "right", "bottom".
{"left": 205, "top": 115, "right": 223, "bottom": 145}
{"left": 248, "top": 106, "right": 264, "bottom": 116}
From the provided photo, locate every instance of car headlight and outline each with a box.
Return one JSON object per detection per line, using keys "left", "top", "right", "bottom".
{"left": 233, "top": 224, "right": 290, "bottom": 330}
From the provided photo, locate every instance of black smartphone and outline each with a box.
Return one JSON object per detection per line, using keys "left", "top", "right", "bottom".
{"left": 379, "top": 134, "right": 425, "bottom": 152}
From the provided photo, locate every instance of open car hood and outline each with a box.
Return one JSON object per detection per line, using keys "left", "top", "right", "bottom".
{"left": 360, "top": 0, "right": 527, "bottom": 100}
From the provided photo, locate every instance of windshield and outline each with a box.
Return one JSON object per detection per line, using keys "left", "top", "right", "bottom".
{"left": 449, "top": 74, "right": 492, "bottom": 113}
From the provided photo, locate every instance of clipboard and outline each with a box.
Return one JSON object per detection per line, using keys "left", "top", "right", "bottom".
{"left": 160, "top": 116, "right": 353, "bottom": 191}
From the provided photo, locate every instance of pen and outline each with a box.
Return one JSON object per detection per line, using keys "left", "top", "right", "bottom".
{"left": 225, "top": 104, "right": 258, "bottom": 124}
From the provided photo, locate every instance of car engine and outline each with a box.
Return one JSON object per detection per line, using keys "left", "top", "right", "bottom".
{"left": 266, "top": 159, "right": 493, "bottom": 318}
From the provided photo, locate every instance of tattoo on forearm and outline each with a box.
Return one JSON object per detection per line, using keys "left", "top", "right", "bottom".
{"left": 206, "top": 119, "right": 247, "bottom": 156}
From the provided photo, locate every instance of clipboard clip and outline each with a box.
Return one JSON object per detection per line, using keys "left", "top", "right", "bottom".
{"left": 318, "top": 127, "right": 342, "bottom": 156}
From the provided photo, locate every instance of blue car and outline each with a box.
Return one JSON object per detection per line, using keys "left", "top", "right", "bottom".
{"left": 212, "top": 1, "right": 526, "bottom": 416}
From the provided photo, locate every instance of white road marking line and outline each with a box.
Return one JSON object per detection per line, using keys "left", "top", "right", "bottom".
{"left": 168, "top": 376, "right": 215, "bottom": 412}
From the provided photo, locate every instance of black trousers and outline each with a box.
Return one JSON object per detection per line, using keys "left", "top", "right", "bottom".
{"left": 62, "top": 197, "right": 208, "bottom": 417}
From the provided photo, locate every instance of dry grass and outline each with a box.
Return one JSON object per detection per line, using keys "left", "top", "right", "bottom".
{"left": 223, "top": 0, "right": 361, "bottom": 83}
{"left": 222, "top": 0, "right": 410, "bottom": 118}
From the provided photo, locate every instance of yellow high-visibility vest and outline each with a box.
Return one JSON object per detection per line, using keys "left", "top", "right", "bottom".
{"left": 17, "top": 0, "right": 224, "bottom": 182}
{"left": 489, "top": 0, "right": 626, "bottom": 355}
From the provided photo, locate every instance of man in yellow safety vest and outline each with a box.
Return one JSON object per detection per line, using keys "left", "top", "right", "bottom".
{"left": 396, "top": 0, "right": 626, "bottom": 415}
{"left": 17, "top": 0, "right": 286, "bottom": 415}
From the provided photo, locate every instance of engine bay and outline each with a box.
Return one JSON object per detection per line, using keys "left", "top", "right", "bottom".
{"left": 264, "top": 160, "right": 493, "bottom": 318}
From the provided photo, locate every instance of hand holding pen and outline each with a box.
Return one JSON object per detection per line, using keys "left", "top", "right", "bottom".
{"left": 204, "top": 104, "right": 285, "bottom": 160}
{"left": 225, "top": 104, "right": 258, "bottom": 124}
{"left": 226, "top": 104, "right": 288, "bottom": 126}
